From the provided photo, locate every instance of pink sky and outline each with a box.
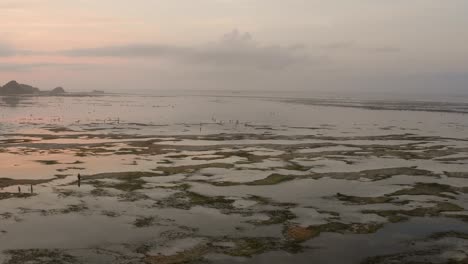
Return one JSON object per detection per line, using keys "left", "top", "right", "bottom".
{"left": 1, "top": 0, "right": 468, "bottom": 93}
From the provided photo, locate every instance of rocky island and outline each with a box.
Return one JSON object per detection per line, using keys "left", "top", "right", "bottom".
{"left": 0, "top": 80, "right": 66, "bottom": 96}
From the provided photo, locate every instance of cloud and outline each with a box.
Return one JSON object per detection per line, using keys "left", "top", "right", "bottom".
{"left": 0, "top": 63, "right": 45, "bottom": 71}
{"left": 321, "top": 41, "right": 356, "bottom": 50}
{"left": 0, "top": 42, "right": 16, "bottom": 57}
{"left": 369, "top": 47, "right": 401, "bottom": 53}
{"left": 0, "top": 41, "right": 38, "bottom": 57}
{"left": 62, "top": 44, "right": 183, "bottom": 57}
{"left": 320, "top": 41, "right": 400, "bottom": 53}
{"left": 0, "top": 62, "right": 88, "bottom": 72}
{"left": 61, "top": 30, "right": 314, "bottom": 69}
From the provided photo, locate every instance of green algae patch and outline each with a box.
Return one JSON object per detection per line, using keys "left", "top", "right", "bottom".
{"left": 336, "top": 193, "right": 395, "bottom": 205}
{"left": 101, "top": 210, "right": 120, "bottom": 218}
{"left": 388, "top": 182, "right": 460, "bottom": 199}
{"left": 362, "top": 229, "right": 468, "bottom": 264}
{"left": 4, "top": 249, "right": 79, "bottom": 264}
{"left": 215, "top": 150, "right": 267, "bottom": 163}
{"left": 226, "top": 238, "right": 279, "bottom": 257}
{"left": 0, "top": 193, "right": 36, "bottom": 200}
{"left": 186, "top": 192, "right": 235, "bottom": 210}
{"left": 248, "top": 195, "right": 297, "bottom": 208}
{"left": 35, "top": 160, "right": 60, "bottom": 165}
{"left": 59, "top": 204, "right": 89, "bottom": 214}
{"left": 210, "top": 174, "right": 300, "bottom": 187}
{"left": 112, "top": 179, "right": 147, "bottom": 192}
{"left": 44, "top": 126, "right": 77, "bottom": 133}
{"left": 119, "top": 191, "right": 151, "bottom": 202}
{"left": 246, "top": 174, "right": 297, "bottom": 186}
{"left": 363, "top": 202, "right": 465, "bottom": 223}
{"left": 444, "top": 171, "right": 468, "bottom": 178}
{"left": 251, "top": 210, "right": 296, "bottom": 225}
{"left": 144, "top": 245, "right": 209, "bottom": 264}
{"left": 157, "top": 191, "right": 235, "bottom": 210}
{"left": 83, "top": 171, "right": 162, "bottom": 192}
{"left": 87, "top": 178, "right": 146, "bottom": 192}
{"left": 192, "top": 156, "right": 224, "bottom": 161}
{"left": 284, "top": 222, "right": 384, "bottom": 243}
{"left": 39, "top": 203, "right": 89, "bottom": 216}
{"left": 0, "top": 178, "right": 53, "bottom": 189}
{"left": 165, "top": 154, "right": 191, "bottom": 159}
{"left": 318, "top": 222, "right": 383, "bottom": 235}
{"left": 312, "top": 166, "right": 437, "bottom": 181}
{"left": 143, "top": 237, "right": 290, "bottom": 264}
{"left": 337, "top": 182, "right": 464, "bottom": 205}
{"left": 155, "top": 163, "right": 234, "bottom": 176}
{"left": 83, "top": 171, "right": 162, "bottom": 180}
{"left": 90, "top": 188, "right": 113, "bottom": 197}
{"left": 212, "top": 167, "right": 437, "bottom": 187}
{"left": 427, "top": 231, "right": 468, "bottom": 240}
{"left": 134, "top": 216, "right": 156, "bottom": 228}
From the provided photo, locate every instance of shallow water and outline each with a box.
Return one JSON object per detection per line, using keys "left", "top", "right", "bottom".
{"left": 210, "top": 217, "right": 468, "bottom": 264}
{"left": 0, "top": 92, "right": 467, "bottom": 263}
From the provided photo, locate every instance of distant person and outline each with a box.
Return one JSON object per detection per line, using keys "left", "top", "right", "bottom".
{"left": 77, "top": 173, "right": 81, "bottom": 187}
{"left": 18, "top": 186, "right": 21, "bottom": 193}
{"left": 30, "top": 184, "right": 33, "bottom": 194}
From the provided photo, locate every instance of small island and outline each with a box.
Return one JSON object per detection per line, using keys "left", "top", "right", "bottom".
{"left": 0, "top": 80, "right": 67, "bottom": 96}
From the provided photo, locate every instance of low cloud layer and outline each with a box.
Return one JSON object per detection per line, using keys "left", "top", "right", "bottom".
{"left": 61, "top": 30, "right": 313, "bottom": 70}
{"left": 0, "top": 43, "right": 16, "bottom": 57}
{"left": 0, "top": 62, "right": 89, "bottom": 72}
{"left": 1, "top": 29, "right": 467, "bottom": 93}
{"left": 0, "top": 0, "right": 467, "bottom": 93}
{"left": 0, "top": 41, "right": 37, "bottom": 57}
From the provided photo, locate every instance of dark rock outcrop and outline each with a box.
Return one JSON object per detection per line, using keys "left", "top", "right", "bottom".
{"left": 50, "top": 87, "right": 66, "bottom": 95}
{"left": 0, "top": 81, "right": 40, "bottom": 95}
{"left": 0, "top": 81, "right": 67, "bottom": 95}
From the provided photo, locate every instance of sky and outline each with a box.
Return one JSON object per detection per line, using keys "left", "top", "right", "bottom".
{"left": 0, "top": 0, "right": 467, "bottom": 93}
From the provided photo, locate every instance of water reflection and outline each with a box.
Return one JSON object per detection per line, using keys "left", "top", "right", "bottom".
{"left": 0, "top": 96, "right": 25, "bottom": 107}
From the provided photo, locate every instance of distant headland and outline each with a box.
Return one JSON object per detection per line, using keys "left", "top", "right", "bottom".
{"left": 0, "top": 80, "right": 67, "bottom": 96}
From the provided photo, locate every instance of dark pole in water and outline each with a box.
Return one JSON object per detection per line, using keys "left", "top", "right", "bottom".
{"left": 30, "top": 184, "right": 33, "bottom": 194}
{"left": 77, "top": 173, "right": 81, "bottom": 187}
{"left": 18, "top": 186, "right": 21, "bottom": 193}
